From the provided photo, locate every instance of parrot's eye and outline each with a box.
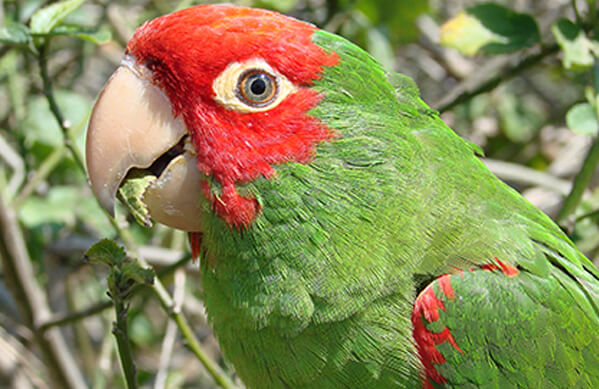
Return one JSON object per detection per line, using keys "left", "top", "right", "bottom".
{"left": 238, "top": 70, "right": 277, "bottom": 107}
{"left": 212, "top": 58, "right": 297, "bottom": 113}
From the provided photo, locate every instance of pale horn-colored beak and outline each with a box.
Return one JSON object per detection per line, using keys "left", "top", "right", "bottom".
{"left": 86, "top": 58, "right": 204, "bottom": 231}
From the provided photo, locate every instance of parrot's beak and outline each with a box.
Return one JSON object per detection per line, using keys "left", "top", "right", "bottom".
{"left": 86, "top": 57, "right": 204, "bottom": 231}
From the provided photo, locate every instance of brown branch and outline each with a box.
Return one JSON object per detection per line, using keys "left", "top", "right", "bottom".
{"left": 435, "top": 44, "right": 560, "bottom": 113}
{"left": 0, "top": 190, "right": 87, "bottom": 389}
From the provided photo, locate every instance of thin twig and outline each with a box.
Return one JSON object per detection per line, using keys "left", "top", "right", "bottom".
{"left": 136, "top": 254, "right": 234, "bottom": 389}
{"left": 38, "top": 40, "right": 140, "bottom": 243}
{"left": 0, "top": 131, "right": 25, "bottom": 198}
{"left": 38, "top": 254, "right": 191, "bottom": 333}
{"left": 38, "top": 300, "right": 111, "bottom": 333}
{"left": 12, "top": 145, "right": 67, "bottom": 209}
{"left": 436, "top": 44, "right": 560, "bottom": 113}
{"left": 171, "top": 307, "right": 235, "bottom": 389}
{"left": 0, "top": 190, "right": 87, "bottom": 389}
{"left": 575, "top": 207, "right": 599, "bottom": 223}
{"left": 92, "top": 323, "right": 115, "bottom": 389}
{"left": 0, "top": 325, "right": 48, "bottom": 389}
{"left": 50, "top": 236, "right": 191, "bottom": 268}
{"left": 591, "top": 0, "right": 598, "bottom": 29}
{"left": 154, "top": 268, "right": 185, "bottom": 389}
{"left": 116, "top": 244, "right": 234, "bottom": 388}
{"left": 482, "top": 158, "right": 572, "bottom": 195}
{"left": 66, "top": 273, "right": 98, "bottom": 375}
{"left": 38, "top": 43, "right": 86, "bottom": 172}
{"left": 556, "top": 134, "right": 599, "bottom": 224}
{"left": 113, "top": 300, "right": 138, "bottom": 389}
{"left": 557, "top": 60, "right": 599, "bottom": 225}
{"left": 572, "top": 0, "right": 582, "bottom": 24}
{"left": 38, "top": 33, "right": 235, "bottom": 389}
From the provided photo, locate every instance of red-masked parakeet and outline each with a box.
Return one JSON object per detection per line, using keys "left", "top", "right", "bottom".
{"left": 85, "top": 5, "right": 599, "bottom": 388}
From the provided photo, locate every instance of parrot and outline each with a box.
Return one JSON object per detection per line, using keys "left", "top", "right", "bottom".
{"left": 85, "top": 4, "right": 599, "bottom": 388}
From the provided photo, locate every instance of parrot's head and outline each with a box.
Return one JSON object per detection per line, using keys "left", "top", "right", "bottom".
{"left": 86, "top": 4, "right": 345, "bottom": 232}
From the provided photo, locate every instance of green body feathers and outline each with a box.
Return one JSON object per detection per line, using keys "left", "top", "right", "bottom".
{"left": 199, "top": 29, "right": 599, "bottom": 388}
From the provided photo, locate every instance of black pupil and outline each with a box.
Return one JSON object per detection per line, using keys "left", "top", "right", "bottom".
{"left": 250, "top": 75, "right": 267, "bottom": 95}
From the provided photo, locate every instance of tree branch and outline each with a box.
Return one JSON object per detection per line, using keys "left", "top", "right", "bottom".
{"left": 435, "top": 44, "right": 560, "bottom": 113}
{"left": 0, "top": 190, "right": 87, "bottom": 389}
{"left": 154, "top": 268, "right": 185, "bottom": 389}
{"left": 38, "top": 43, "right": 86, "bottom": 173}
{"left": 483, "top": 158, "right": 572, "bottom": 195}
{"left": 557, "top": 60, "right": 599, "bottom": 225}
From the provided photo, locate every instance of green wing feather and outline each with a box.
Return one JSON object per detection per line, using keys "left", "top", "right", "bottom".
{"left": 420, "top": 265, "right": 599, "bottom": 388}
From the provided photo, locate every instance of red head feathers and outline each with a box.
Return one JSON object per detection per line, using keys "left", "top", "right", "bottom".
{"left": 125, "top": 5, "right": 339, "bottom": 227}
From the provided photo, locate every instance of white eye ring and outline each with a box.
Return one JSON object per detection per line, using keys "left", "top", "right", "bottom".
{"left": 212, "top": 58, "right": 297, "bottom": 113}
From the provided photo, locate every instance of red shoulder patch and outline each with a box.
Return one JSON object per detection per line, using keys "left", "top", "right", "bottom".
{"left": 412, "top": 274, "right": 463, "bottom": 388}
{"left": 413, "top": 258, "right": 518, "bottom": 387}
{"left": 478, "top": 257, "right": 519, "bottom": 277}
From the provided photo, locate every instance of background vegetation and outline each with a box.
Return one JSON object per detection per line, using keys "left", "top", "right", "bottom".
{"left": 1, "top": 0, "right": 599, "bottom": 388}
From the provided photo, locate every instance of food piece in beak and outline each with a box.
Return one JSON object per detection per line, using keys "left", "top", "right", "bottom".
{"left": 86, "top": 60, "right": 203, "bottom": 231}
{"left": 117, "top": 170, "right": 155, "bottom": 228}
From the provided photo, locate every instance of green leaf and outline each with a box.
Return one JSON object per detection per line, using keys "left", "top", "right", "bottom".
{"left": 20, "top": 0, "right": 46, "bottom": 23}
{"left": 117, "top": 171, "right": 156, "bottom": 228}
{"left": 79, "top": 196, "right": 116, "bottom": 237}
{"left": 497, "top": 92, "right": 545, "bottom": 142}
{"left": 356, "top": 0, "right": 429, "bottom": 45}
{"left": 129, "top": 315, "right": 157, "bottom": 346}
{"left": 440, "top": 3, "right": 540, "bottom": 56}
{"left": 552, "top": 18, "right": 599, "bottom": 71}
{"left": 121, "top": 262, "right": 155, "bottom": 286}
{"left": 566, "top": 103, "right": 599, "bottom": 136}
{"left": 72, "top": 29, "right": 111, "bottom": 44}
{"left": 366, "top": 27, "right": 395, "bottom": 71}
{"left": 0, "top": 22, "right": 31, "bottom": 45}
{"left": 585, "top": 87, "right": 596, "bottom": 107}
{"left": 19, "top": 186, "right": 79, "bottom": 227}
{"left": 85, "top": 239, "right": 127, "bottom": 267}
{"left": 255, "top": 0, "right": 297, "bottom": 12}
{"left": 30, "top": 0, "right": 85, "bottom": 34}
{"left": 20, "top": 90, "right": 90, "bottom": 148}
{"left": 35, "top": 25, "right": 112, "bottom": 44}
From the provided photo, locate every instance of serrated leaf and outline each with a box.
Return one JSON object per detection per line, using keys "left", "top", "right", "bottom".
{"left": 85, "top": 239, "right": 127, "bottom": 267}
{"left": 117, "top": 171, "right": 156, "bottom": 228}
{"left": 121, "top": 262, "right": 154, "bottom": 286}
{"left": 566, "top": 103, "right": 599, "bottom": 136}
{"left": 440, "top": 3, "right": 540, "bottom": 56}
{"left": 30, "top": 0, "right": 85, "bottom": 34}
{"left": 552, "top": 18, "right": 599, "bottom": 71}
{"left": 0, "top": 22, "right": 31, "bottom": 45}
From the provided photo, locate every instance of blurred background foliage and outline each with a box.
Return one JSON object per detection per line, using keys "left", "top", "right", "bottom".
{"left": 1, "top": 0, "right": 599, "bottom": 388}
